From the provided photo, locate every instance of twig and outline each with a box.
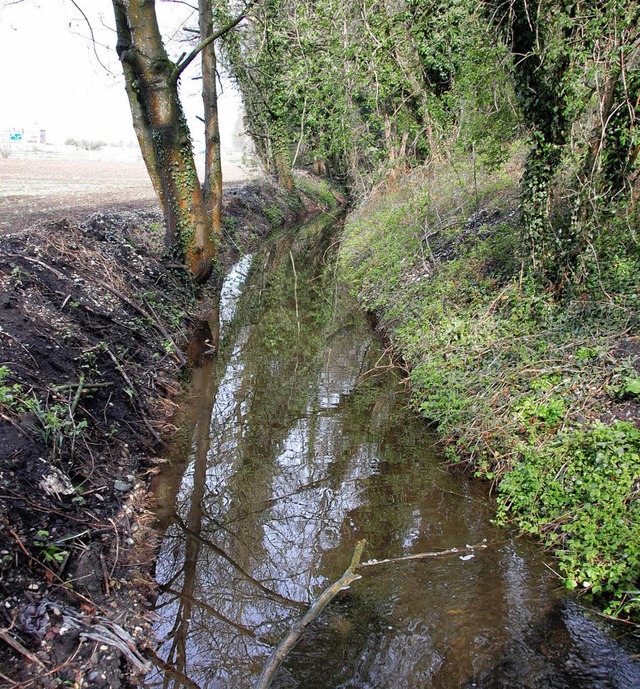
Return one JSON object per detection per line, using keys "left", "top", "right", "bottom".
{"left": 0, "top": 327, "right": 39, "bottom": 366}
{"left": 9, "top": 254, "right": 66, "bottom": 279}
{"left": 107, "top": 518, "right": 120, "bottom": 582}
{"left": 103, "top": 345, "right": 162, "bottom": 444}
{"left": 51, "top": 382, "right": 113, "bottom": 391}
{"left": 7, "top": 529, "right": 106, "bottom": 613}
{"left": 358, "top": 542, "right": 487, "bottom": 568}
{"left": 254, "top": 540, "right": 366, "bottom": 689}
{"left": 0, "top": 670, "right": 20, "bottom": 687}
{"left": 69, "top": 374, "right": 85, "bottom": 417}
{"left": 289, "top": 251, "right": 301, "bottom": 335}
{"left": 0, "top": 412, "right": 30, "bottom": 438}
{"left": 141, "top": 297, "right": 187, "bottom": 366}
{"left": 0, "top": 623, "right": 46, "bottom": 670}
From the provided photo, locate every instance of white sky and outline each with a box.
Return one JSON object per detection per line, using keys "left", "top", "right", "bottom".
{"left": 0, "top": 0, "right": 243, "bottom": 147}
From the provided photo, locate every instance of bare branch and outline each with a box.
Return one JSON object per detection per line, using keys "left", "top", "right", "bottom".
{"left": 160, "top": 0, "right": 198, "bottom": 10}
{"left": 254, "top": 540, "right": 367, "bottom": 689}
{"left": 67, "top": 0, "right": 111, "bottom": 73}
{"left": 174, "top": 0, "right": 257, "bottom": 79}
{"left": 358, "top": 542, "right": 488, "bottom": 568}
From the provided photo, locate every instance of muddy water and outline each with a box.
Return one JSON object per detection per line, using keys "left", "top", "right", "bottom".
{"left": 148, "top": 216, "right": 640, "bottom": 689}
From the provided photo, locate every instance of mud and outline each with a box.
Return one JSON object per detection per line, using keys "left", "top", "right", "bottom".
{"left": 0, "top": 174, "right": 337, "bottom": 687}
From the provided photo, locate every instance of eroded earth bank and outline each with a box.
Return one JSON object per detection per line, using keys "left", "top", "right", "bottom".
{"left": 0, "top": 176, "right": 339, "bottom": 687}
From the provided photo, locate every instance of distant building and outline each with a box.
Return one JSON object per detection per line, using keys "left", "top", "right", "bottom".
{"left": 1, "top": 124, "right": 46, "bottom": 145}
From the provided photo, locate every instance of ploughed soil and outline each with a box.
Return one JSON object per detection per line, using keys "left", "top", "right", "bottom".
{"left": 0, "top": 173, "right": 331, "bottom": 688}
{"left": 0, "top": 157, "right": 253, "bottom": 235}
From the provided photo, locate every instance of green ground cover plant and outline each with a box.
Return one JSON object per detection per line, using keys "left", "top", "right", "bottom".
{"left": 339, "top": 154, "right": 640, "bottom": 620}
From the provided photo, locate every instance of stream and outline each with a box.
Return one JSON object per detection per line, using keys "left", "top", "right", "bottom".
{"left": 148, "top": 215, "right": 640, "bottom": 689}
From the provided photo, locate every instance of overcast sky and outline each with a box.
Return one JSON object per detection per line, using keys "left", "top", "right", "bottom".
{"left": 0, "top": 0, "right": 242, "bottom": 146}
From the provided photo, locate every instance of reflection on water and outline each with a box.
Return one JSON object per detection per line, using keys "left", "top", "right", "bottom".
{"left": 148, "top": 217, "right": 640, "bottom": 689}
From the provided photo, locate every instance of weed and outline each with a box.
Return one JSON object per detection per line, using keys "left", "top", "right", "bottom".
{"left": 497, "top": 422, "right": 640, "bottom": 613}
{"left": 33, "top": 530, "right": 69, "bottom": 566}
{"left": 1, "top": 366, "right": 88, "bottom": 457}
{"left": 264, "top": 205, "right": 285, "bottom": 229}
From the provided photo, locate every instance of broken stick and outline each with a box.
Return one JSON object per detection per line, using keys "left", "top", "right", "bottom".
{"left": 358, "top": 541, "right": 487, "bottom": 568}
{"left": 254, "top": 539, "right": 366, "bottom": 689}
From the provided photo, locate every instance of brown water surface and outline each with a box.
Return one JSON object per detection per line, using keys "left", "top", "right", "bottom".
{"left": 148, "top": 215, "right": 640, "bottom": 689}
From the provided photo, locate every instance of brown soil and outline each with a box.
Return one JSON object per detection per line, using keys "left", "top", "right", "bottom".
{"left": 0, "top": 159, "right": 159, "bottom": 234}
{"left": 0, "top": 164, "right": 333, "bottom": 687}
{"left": 0, "top": 210, "right": 189, "bottom": 688}
{"left": 0, "top": 158, "right": 253, "bottom": 235}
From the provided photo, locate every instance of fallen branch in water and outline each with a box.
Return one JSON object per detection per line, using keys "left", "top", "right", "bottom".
{"left": 254, "top": 539, "right": 490, "bottom": 688}
{"left": 254, "top": 539, "right": 367, "bottom": 689}
{"left": 358, "top": 541, "right": 487, "bottom": 568}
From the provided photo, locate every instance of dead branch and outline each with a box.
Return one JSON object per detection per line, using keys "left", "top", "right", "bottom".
{"left": 254, "top": 539, "right": 489, "bottom": 688}
{"left": 0, "top": 628, "right": 46, "bottom": 670}
{"left": 79, "top": 621, "right": 151, "bottom": 673}
{"left": 254, "top": 540, "right": 366, "bottom": 689}
{"left": 358, "top": 541, "right": 488, "bottom": 568}
{"left": 9, "top": 254, "right": 66, "bottom": 279}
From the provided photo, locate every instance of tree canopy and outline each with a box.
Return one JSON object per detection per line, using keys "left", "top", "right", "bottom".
{"left": 220, "top": 0, "right": 638, "bottom": 288}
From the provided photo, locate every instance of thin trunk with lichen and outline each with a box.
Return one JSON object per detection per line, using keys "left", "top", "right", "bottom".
{"left": 200, "top": 0, "right": 224, "bottom": 241}
{"left": 112, "top": 0, "right": 215, "bottom": 283}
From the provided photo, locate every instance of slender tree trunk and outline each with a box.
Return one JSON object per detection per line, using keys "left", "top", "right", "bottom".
{"left": 200, "top": 0, "right": 224, "bottom": 241}
{"left": 112, "top": 0, "right": 215, "bottom": 282}
{"left": 272, "top": 121, "right": 295, "bottom": 192}
{"left": 121, "top": 59, "right": 166, "bottom": 214}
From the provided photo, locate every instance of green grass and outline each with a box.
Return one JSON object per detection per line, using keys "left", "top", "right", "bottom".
{"left": 294, "top": 172, "right": 340, "bottom": 210}
{"left": 338, "top": 154, "right": 640, "bottom": 620}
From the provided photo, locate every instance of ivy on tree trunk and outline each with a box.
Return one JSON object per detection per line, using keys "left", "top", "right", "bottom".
{"left": 113, "top": 0, "right": 215, "bottom": 283}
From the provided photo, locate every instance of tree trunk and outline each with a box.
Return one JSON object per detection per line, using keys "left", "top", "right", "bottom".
{"left": 272, "top": 121, "right": 295, "bottom": 192}
{"left": 200, "top": 0, "right": 224, "bottom": 242}
{"left": 112, "top": 0, "right": 215, "bottom": 283}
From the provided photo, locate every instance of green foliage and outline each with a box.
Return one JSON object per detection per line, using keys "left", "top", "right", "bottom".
{"left": 623, "top": 378, "right": 640, "bottom": 398}
{"left": 0, "top": 365, "right": 21, "bottom": 406}
{"left": 485, "top": 0, "right": 640, "bottom": 288}
{"left": 263, "top": 204, "right": 285, "bottom": 229}
{"left": 225, "top": 0, "right": 513, "bottom": 184}
{"left": 227, "top": 0, "right": 638, "bottom": 292}
{"left": 339, "top": 154, "right": 640, "bottom": 620}
{"left": 33, "top": 530, "right": 69, "bottom": 566}
{"left": 294, "top": 174, "right": 338, "bottom": 209}
{"left": 497, "top": 422, "right": 640, "bottom": 612}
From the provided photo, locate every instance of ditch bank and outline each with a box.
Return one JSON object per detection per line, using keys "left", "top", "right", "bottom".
{"left": 0, "top": 173, "right": 344, "bottom": 688}
{"left": 338, "top": 160, "right": 640, "bottom": 628}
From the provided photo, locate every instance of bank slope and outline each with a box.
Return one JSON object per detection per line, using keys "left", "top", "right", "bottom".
{"left": 339, "top": 158, "right": 640, "bottom": 622}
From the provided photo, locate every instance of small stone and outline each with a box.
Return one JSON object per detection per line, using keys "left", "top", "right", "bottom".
{"left": 114, "top": 480, "right": 131, "bottom": 492}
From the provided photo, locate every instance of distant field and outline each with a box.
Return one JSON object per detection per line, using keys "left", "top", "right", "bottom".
{"left": 0, "top": 157, "right": 252, "bottom": 233}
